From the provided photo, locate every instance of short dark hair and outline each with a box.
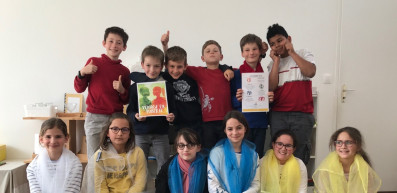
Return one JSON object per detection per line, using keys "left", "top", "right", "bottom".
{"left": 202, "top": 40, "right": 222, "bottom": 55}
{"left": 271, "top": 129, "right": 298, "bottom": 148}
{"left": 173, "top": 128, "right": 201, "bottom": 151}
{"left": 104, "top": 26, "right": 129, "bottom": 47}
{"left": 40, "top": 118, "right": 68, "bottom": 137}
{"left": 329, "top": 127, "right": 372, "bottom": 166}
{"left": 240, "top": 34, "right": 263, "bottom": 52}
{"left": 222, "top": 110, "right": 249, "bottom": 133}
{"left": 141, "top": 45, "right": 164, "bottom": 66}
{"left": 266, "top": 23, "right": 289, "bottom": 42}
{"left": 99, "top": 112, "right": 135, "bottom": 151}
{"left": 165, "top": 46, "right": 187, "bottom": 66}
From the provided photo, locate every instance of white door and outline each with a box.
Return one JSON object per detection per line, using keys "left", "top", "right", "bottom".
{"left": 337, "top": 0, "right": 397, "bottom": 191}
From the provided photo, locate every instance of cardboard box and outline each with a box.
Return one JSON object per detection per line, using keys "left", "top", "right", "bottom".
{"left": 0, "top": 144, "right": 6, "bottom": 161}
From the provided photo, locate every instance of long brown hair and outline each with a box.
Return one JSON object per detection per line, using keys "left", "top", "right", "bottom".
{"left": 329, "top": 127, "right": 371, "bottom": 166}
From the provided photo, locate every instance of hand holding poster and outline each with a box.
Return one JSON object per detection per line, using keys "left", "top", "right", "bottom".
{"left": 241, "top": 72, "right": 269, "bottom": 112}
{"left": 137, "top": 81, "right": 169, "bottom": 117}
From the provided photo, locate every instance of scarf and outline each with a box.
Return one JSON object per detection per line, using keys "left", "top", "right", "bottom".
{"left": 169, "top": 153, "right": 207, "bottom": 193}
{"left": 81, "top": 144, "right": 148, "bottom": 193}
{"left": 313, "top": 151, "right": 382, "bottom": 193}
{"left": 178, "top": 155, "right": 192, "bottom": 193}
{"left": 260, "top": 149, "right": 301, "bottom": 193}
{"left": 239, "top": 60, "right": 264, "bottom": 73}
{"left": 36, "top": 148, "right": 75, "bottom": 193}
{"left": 208, "top": 139, "right": 258, "bottom": 193}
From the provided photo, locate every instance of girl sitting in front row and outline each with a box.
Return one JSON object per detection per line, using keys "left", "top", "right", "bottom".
{"left": 260, "top": 129, "right": 307, "bottom": 193}
{"left": 208, "top": 110, "right": 260, "bottom": 193}
{"left": 83, "top": 112, "right": 147, "bottom": 193}
{"left": 313, "top": 127, "right": 381, "bottom": 193}
{"left": 26, "top": 118, "right": 82, "bottom": 193}
{"left": 155, "top": 128, "right": 208, "bottom": 193}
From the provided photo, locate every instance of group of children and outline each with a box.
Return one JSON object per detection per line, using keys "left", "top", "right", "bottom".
{"left": 27, "top": 111, "right": 382, "bottom": 192}
{"left": 26, "top": 24, "right": 382, "bottom": 193}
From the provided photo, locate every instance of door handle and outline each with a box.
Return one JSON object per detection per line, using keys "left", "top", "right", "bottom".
{"left": 341, "top": 84, "right": 356, "bottom": 103}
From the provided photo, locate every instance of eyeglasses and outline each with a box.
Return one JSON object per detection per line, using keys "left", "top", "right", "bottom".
{"left": 334, "top": 140, "right": 355, "bottom": 147}
{"left": 177, "top": 143, "right": 196, "bottom": 150}
{"left": 110, "top": 127, "right": 130, "bottom": 134}
{"left": 274, "top": 142, "right": 294, "bottom": 150}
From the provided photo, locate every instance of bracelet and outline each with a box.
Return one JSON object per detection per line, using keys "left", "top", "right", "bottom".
{"left": 77, "top": 71, "right": 85, "bottom": 79}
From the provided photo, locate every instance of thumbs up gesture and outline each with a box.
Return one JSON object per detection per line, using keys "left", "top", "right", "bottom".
{"left": 80, "top": 59, "right": 98, "bottom": 76}
{"left": 161, "top": 30, "right": 170, "bottom": 51}
{"left": 113, "top": 75, "right": 125, "bottom": 94}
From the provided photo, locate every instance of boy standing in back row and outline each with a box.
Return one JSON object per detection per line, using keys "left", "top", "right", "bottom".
{"left": 267, "top": 23, "right": 316, "bottom": 164}
{"left": 161, "top": 31, "right": 234, "bottom": 150}
{"left": 127, "top": 45, "right": 176, "bottom": 173}
{"left": 74, "top": 26, "right": 131, "bottom": 159}
{"left": 231, "top": 34, "right": 274, "bottom": 158}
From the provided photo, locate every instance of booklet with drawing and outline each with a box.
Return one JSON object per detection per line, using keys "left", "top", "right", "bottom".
{"left": 137, "top": 81, "right": 169, "bottom": 117}
{"left": 241, "top": 72, "right": 269, "bottom": 112}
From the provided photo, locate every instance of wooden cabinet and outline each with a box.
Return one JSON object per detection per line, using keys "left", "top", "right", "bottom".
{"left": 23, "top": 113, "right": 87, "bottom": 163}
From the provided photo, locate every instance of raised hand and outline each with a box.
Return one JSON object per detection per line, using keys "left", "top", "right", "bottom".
{"left": 161, "top": 30, "right": 170, "bottom": 50}
{"left": 113, "top": 75, "right": 125, "bottom": 94}
{"left": 80, "top": 59, "right": 98, "bottom": 76}
{"left": 284, "top": 38, "right": 295, "bottom": 55}
{"left": 270, "top": 49, "right": 280, "bottom": 63}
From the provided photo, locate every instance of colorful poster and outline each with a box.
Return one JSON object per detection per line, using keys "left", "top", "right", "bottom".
{"left": 137, "top": 81, "right": 169, "bottom": 117}
{"left": 241, "top": 72, "right": 269, "bottom": 112}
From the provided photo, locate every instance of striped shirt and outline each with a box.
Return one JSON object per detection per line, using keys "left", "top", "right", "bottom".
{"left": 26, "top": 154, "right": 82, "bottom": 193}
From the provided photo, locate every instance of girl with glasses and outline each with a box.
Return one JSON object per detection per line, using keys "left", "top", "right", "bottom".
{"left": 155, "top": 128, "right": 208, "bottom": 193}
{"left": 313, "top": 127, "right": 381, "bottom": 193}
{"left": 82, "top": 112, "right": 147, "bottom": 193}
{"left": 208, "top": 110, "right": 260, "bottom": 193}
{"left": 260, "top": 129, "right": 307, "bottom": 193}
{"left": 26, "top": 118, "right": 82, "bottom": 193}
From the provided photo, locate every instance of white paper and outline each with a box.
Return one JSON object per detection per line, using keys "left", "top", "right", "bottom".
{"left": 241, "top": 72, "right": 269, "bottom": 112}
{"left": 66, "top": 97, "right": 80, "bottom": 113}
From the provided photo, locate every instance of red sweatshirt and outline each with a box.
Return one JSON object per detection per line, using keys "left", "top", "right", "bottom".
{"left": 74, "top": 54, "right": 130, "bottom": 114}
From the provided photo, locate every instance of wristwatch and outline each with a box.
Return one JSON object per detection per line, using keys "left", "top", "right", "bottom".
{"left": 77, "top": 71, "right": 85, "bottom": 79}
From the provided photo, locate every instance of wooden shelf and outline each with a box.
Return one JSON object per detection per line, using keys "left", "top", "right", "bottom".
{"left": 23, "top": 112, "right": 86, "bottom": 120}
{"left": 23, "top": 112, "right": 86, "bottom": 154}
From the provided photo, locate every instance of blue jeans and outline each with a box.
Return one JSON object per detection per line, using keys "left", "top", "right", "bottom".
{"left": 270, "top": 111, "right": 315, "bottom": 164}
{"left": 135, "top": 134, "right": 170, "bottom": 174}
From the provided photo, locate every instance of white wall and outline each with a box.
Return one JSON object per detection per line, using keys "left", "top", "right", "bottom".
{"left": 0, "top": 0, "right": 393, "bottom": 190}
